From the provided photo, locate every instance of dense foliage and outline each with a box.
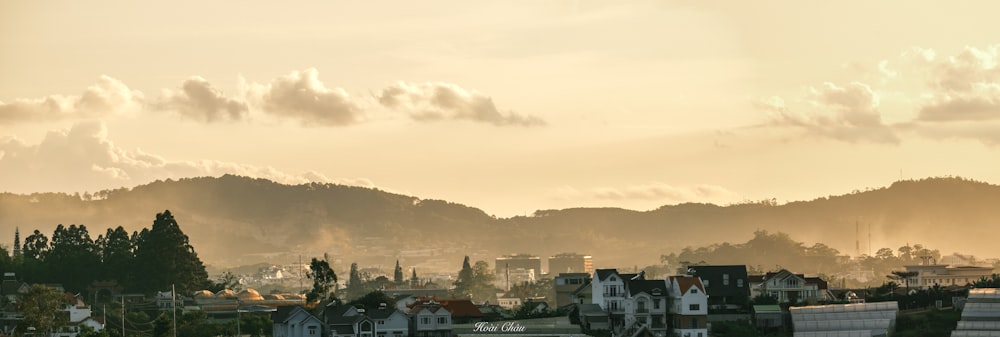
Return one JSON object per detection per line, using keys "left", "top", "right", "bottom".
{"left": 1, "top": 210, "right": 211, "bottom": 296}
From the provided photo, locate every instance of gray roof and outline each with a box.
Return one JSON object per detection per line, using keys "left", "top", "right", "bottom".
{"left": 627, "top": 279, "right": 666, "bottom": 297}
{"left": 367, "top": 308, "right": 402, "bottom": 320}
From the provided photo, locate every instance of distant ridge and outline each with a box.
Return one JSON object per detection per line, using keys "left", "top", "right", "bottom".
{"left": 2, "top": 175, "right": 999, "bottom": 270}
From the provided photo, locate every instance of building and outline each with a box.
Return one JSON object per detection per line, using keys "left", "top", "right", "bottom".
{"left": 548, "top": 253, "right": 594, "bottom": 275}
{"left": 495, "top": 254, "right": 542, "bottom": 278}
{"left": 273, "top": 306, "right": 325, "bottom": 337}
{"left": 789, "top": 301, "right": 898, "bottom": 337}
{"left": 902, "top": 264, "right": 994, "bottom": 289}
{"left": 623, "top": 278, "right": 669, "bottom": 337}
{"left": 555, "top": 273, "right": 591, "bottom": 308}
{"left": 686, "top": 265, "right": 750, "bottom": 310}
{"left": 952, "top": 288, "right": 1000, "bottom": 336}
{"left": 748, "top": 269, "right": 830, "bottom": 304}
{"left": 326, "top": 305, "right": 376, "bottom": 337}
{"left": 408, "top": 300, "right": 453, "bottom": 337}
{"left": 591, "top": 269, "right": 636, "bottom": 331}
{"left": 666, "top": 275, "right": 708, "bottom": 337}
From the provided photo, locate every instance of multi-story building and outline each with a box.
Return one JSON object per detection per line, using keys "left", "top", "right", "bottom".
{"left": 591, "top": 269, "right": 637, "bottom": 332}
{"left": 548, "top": 253, "right": 594, "bottom": 275}
{"left": 902, "top": 264, "right": 994, "bottom": 289}
{"left": 495, "top": 254, "right": 542, "bottom": 278}
{"left": 623, "top": 278, "right": 669, "bottom": 337}
{"left": 748, "top": 269, "right": 830, "bottom": 304}
{"left": 555, "top": 273, "right": 591, "bottom": 308}
{"left": 666, "top": 275, "right": 708, "bottom": 337}
{"left": 686, "top": 265, "right": 750, "bottom": 310}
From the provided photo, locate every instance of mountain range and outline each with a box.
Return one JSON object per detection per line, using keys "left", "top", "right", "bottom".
{"left": 1, "top": 175, "right": 998, "bottom": 273}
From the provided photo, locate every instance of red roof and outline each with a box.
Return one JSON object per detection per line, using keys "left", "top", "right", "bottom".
{"left": 669, "top": 276, "right": 705, "bottom": 294}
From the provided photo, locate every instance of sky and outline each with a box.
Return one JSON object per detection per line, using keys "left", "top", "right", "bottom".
{"left": 2, "top": 1, "right": 1000, "bottom": 218}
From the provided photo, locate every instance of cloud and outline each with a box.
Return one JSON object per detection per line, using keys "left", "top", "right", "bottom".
{"left": 155, "top": 77, "right": 248, "bottom": 122}
{"left": 252, "top": 68, "right": 364, "bottom": 126}
{"left": 760, "top": 82, "right": 899, "bottom": 144}
{"left": 0, "top": 122, "right": 374, "bottom": 193}
{"left": 912, "top": 46, "right": 1000, "bottom": 123}
{"left": 378, "top": 81, "right": 545, "bottom": 126}
{"left": 592, "top": 182, "right": 738, "bottom": 202}
{"left": 0, "top": 76, "right": 143, "bottom": 125}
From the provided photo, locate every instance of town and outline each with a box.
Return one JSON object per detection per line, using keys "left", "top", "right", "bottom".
{"left": 1, "top": 210, "right": 999, "bottom": 337}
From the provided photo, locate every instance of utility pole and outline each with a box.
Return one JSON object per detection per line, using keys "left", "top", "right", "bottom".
{"left": 172, "top": 284, "right": 177, "bottom": 337}
{"left": 121, "top": 295, "right": 125, "bottom": 337}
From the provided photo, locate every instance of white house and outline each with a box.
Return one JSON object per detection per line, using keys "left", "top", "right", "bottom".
{"left": 408, "top": 300, "right": 452, "bottom": 337}
{"left": 325, "top": 305, "right": 375, "bottom": 337}
{"left": 369, "top": 305, "right": 409, "bottom": 337}
{"left": 666, "top": 275, "right": 708, "bottom": 337}
{"left": 50, "top": 300, "right": 104, "bottom": 337}
{"left": 273, "top": 306, "right": 325, "bottom": 337}
{"left": 623, "top": 278, "right": 669, "bottom": 337}
{"left": 592, "top": 269, "right": 637, "bottom": 332}
{"left": 748, "top": 269, "right": 830, "bottom": 303}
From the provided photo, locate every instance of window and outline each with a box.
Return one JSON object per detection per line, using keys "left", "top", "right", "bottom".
{"left": 653, "top": 299, "right": 661, "bottom": 309}
{"left": 723, "top": 273, "right": 730, "bottom": 286}
{"left": 437, "top": 317, "right": 448, "bottom": 324}
{"left": 737, "top": 279, "right": 744, "bottom": 287}
{"left": 421, "top": 317, "right": 431, "bottom": 324}
{"left": 690, "top": 318, "right": 698, "bottom": 328}
{"left": 689, "top": 304, "right": 700, "bottom": 311}
{"left": 378, "top": 320, "right": 385, "bottom": 325}
{"left": 703, "top": 280, "right": 709, "bottom": 287}
{"left": 308, "top": 325, "right": 317, "bottom": 335}
{"left": 690, "top": 288, "right": 698, "bottom": 294}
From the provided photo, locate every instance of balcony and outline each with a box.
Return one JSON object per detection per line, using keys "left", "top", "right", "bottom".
{"left": 636, "top": 308, "right": 649, "bottom": 314}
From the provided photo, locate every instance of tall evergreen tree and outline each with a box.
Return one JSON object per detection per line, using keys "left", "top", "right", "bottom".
{"left": 393, "top": 260, "right": 404, "bottom": 284}
{"left": 47, "top": 224, "right": 100, "bottom": 293}
{"left": 97, "top": 226, "right": 134, "bottom": 286}
{"left": 133, "top": 210, "right": 210, "bottom": 295}
{"left": 452, "top": 256, "right": 474, "bottom": 299}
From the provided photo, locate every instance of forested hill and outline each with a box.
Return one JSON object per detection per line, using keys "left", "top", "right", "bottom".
{"left": 1, "top": 175, "right": 999, "bottom": 270}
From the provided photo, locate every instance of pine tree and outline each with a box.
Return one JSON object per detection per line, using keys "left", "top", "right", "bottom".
{"left": 452, "top": 256, "right": 474, "bottom": 299}
{"left": 394, "top": 260, "right": 404, "bottom": 285}
{"left": 133, "top": 210, "right": 210, "bottom": 295}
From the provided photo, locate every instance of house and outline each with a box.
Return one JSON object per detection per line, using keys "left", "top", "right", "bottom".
{"left": 368, "top": 305, "right": 409, "bottom": 337}
{"left": 623, "top": 278, "right": 669, "bottom": 337}
{"left": 325, "top": 305, "right": 376, "bottom": 337}
{"left": 407, "top": 300, "right": 452, "bottom": 337}
{"left": 273, "top": 306, "right": 325, "bottom": 337}
{"left": 554, "top": 273, "right": 591, "bottom": 308}
{"left": 409, "top": 297, "right": 482, "bottom": 324}
{"left": 751, "top": 305, "right": 782, "bottom": 330}
{"left": 51, "top": 317, "right": 104, "bottom": 337}
{"left": 748, "top": 269, "right": 830, "bottom": 304}
{"left": 666, "top": 275, "right": 708, "bottom": 337}
{"left": 591, "top": 269, "right": 636, "bottom": 331}
{"left": 686, "top": 265, "right": 750, "bottom": 310}
{"left": 497, "top": 297, "right": 521, "bottom": 310}
{"left": 576, "top": 303, "right": 610, "bottom": 332}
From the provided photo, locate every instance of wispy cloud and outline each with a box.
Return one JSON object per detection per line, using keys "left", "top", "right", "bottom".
{"left": 0, "top": 76, "right": 144, "bottom": 125}
{"left": 551, "top": 182, "right": 738, "bottom": 204}
{"left": 759, "top": 81, "right": 899, "bottom": 144}
{"left": 250, "top": 68, "right": 365, "bottom": 127}
{"left": 378, "top": 81, "right": 545, "bottom": 127}
{"left": 154, "top": 76, "right": 248, "bottom": 123}
{"left": 0, "top": 122, "right": 375, "bottom": 193}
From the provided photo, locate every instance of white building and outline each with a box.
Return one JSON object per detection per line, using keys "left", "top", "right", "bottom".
{"left": 408, "top": 300, "right": 452, "bottom": 337}
{"left": 666, "top": 275, "right": 708, "bottom": 337}
{"left": 903, "top": 264, "right": 994, "bottom": 289}
{"left": 273, "top": 306, "right": 325, "bottom": 337}
{"left": 749, "top": 269, "right": 830, "bottom": 304}
{"left": 623, "top": 278, "right": 669, "bottom": 337}
{"left": 591, "top": 269, "right": 634, "bottom": 332}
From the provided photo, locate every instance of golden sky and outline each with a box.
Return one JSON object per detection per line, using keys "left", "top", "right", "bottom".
{"left": 2, "top": 1, "right": 1000, "bottom": 217}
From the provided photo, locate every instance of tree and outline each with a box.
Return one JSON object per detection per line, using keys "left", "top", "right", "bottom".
{"left": 394, "top": 260, "right": 404, "bottom": 285}
{"left": 348, "top": 290, "right": 396, "bottom": 311}
{"left": 98, "top": 226, "right": 134, "bottom": 286}
{"left": 16, "top": 284, "right": 69, "bottom": 335}
{"left": 23, "top": 229, "right": 50, "bottom": 260}
{"left": 452, "top": 256, "right": 475, "bottom": 299}
{"left": 306, "top": 257, "right": 338, "bottom": 303}
{"left": 132, "top": 210, "right": 211, "bottom": 295}
{"left": 470, "top": 260, "right": 498, "bottom": 303}
{"left": 47, "top": 224, "right": 101, "bottom": 293}
{"left": 210, "top": 271, "right": 241, "bottom": 292}
{"left": 889, "top": 271, "right": 919, "bottom": 291}
{"left": 152, "top": 312, "right": 173, "bottom": 337}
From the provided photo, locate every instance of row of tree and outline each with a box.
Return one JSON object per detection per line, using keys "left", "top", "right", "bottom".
{"left": 0, "top": 210, "right": 211, "bottom": 296}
